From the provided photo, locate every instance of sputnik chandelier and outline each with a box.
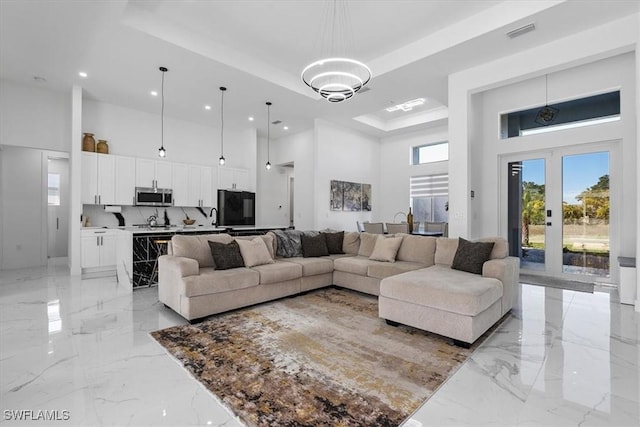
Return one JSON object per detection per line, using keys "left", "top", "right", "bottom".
{"left": 301, "top": 0, "right": 371, "bottom": 103}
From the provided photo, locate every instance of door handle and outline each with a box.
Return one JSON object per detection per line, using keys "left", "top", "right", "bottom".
{"left": 56, "top": 218, "right": 59, "bottom": 230}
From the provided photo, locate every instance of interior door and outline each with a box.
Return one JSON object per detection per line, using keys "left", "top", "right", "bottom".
{"left": 47, "top": 158, "right": 69, "bottom": 258}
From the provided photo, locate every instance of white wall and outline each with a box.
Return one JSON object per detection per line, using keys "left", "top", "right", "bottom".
{"left": 255, "top": 134, "right": 291, "bottom": 227}
{"left": 448, "top": 13, "right": 639, "bottom": 239}
{"left": 314, "top": 119, "right": 380, "bottom": 232}
{"left": 82, "top": 100, "right": 256, "bottom": 170}
{"left": 379, "top": 126, "right": 448, "bottom": 225}
{"left": 0, "top": 79, "right": 70, "bottom": 152}
{"left": 0, "top": 146, "right": 46, "bottom": 269}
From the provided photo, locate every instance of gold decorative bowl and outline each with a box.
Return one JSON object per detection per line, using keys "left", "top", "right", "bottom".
{"left": 183, "top": 219, "right": 196, "bottom": 225}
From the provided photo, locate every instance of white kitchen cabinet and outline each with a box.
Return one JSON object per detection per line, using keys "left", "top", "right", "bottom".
{"left": 218, "top": 166, "right": 250, "bottom": 191}
{"left": 81, "top": 152, "right": 116, "bottom": 205}
{"left": 187, "top": 165, "right": 214, "bottom": 207}
{"left": 114, "top": 155, "right": 136, "bottom": 205}
{"left": 171, "top": 163, "right": 189, "bottom": 207}
{"left": 136, "top": 158, "right": 172, "bottom": 189}
{"left": 81, "top": 229, "right": 117, "bottom": 270}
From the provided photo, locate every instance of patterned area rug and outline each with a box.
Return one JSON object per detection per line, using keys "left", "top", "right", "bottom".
{"left": 151, "top": 288, "right": 494, "bottom": 426}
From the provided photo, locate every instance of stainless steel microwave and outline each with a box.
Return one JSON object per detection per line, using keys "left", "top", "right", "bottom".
{"left": 135, "top": 187, "right": 173, "bottom": 207}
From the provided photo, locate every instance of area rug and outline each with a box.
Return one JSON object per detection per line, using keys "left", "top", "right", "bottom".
{"left": 151, "top": 287, "right": 496, "bottom": 426}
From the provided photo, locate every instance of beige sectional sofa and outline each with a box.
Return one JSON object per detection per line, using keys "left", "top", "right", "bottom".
{"left": 158, "top": 231, "right": 519, "bottom": 346}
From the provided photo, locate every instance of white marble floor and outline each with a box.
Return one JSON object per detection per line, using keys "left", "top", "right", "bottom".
{"left": 1, "top": 264, "right": 638, "bottom": 426}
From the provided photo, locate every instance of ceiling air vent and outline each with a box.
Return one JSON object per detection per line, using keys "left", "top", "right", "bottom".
{"left": 507, "top": 23, "right": 536, "bottom": 39}
{"left": 271, "top": 120, "right": 282, "bottom": 125}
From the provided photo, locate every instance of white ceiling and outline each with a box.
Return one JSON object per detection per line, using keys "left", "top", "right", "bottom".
{"left": 1, "top": 0, "right": 638, "bottom": 140}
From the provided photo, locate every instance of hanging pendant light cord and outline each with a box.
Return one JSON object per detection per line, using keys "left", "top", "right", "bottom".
{"left": 220, "top": 88, "right": 225, "bottom": 157}
{"left": 161, "top": 70, "right": 165, "bottom": 149}
{"left": 267, "top": 103, "right": 270, "bottom": 163}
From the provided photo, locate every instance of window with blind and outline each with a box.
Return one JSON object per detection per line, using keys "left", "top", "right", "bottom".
{"left": 410, "top": 174, "right": 449, "bottom": 223}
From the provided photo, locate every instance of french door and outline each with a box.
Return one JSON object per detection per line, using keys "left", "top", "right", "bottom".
{"left": 501, "top": 142, "right": 617, "bottom": 283}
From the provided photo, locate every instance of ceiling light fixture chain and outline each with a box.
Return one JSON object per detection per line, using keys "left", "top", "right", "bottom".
{"left": 301, "top": 0, "right": 371, "bottom": 103}
{"left": 265, "top": 102, "right": 272, "bottom": 171}
{"left": 219, "top": 87, "right": 227, "bottom": 165}
{"left": 158, "top": 66, "right": 168, "bottom": 158}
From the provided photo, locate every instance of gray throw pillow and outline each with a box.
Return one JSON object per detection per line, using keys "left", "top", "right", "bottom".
{"left": 273, "top": 229, "right": 304, "bottom": 257}
{"left": 323, "top": 231, "right": 344, "bottom": 254}
{"left": 301, "top": 233, "right": 329, "bottom": 257}
{"left": 208, "top": 240, "right": 245, "bottom": 270}
{"left": 451, "top": 237, "right": 495, "bottom": 275}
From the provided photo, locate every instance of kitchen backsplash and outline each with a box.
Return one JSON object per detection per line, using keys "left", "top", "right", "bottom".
{"left": 82, "top": 205, "right": 214, "bottom": 227}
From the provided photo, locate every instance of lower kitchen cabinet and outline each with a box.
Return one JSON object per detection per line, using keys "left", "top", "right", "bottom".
{"left": 81, "top": 229, "right": 117, "bottom": 275}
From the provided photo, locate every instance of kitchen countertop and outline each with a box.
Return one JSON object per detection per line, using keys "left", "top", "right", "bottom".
{"left": 82, "top": 225, "right": 228, "bottom": 234}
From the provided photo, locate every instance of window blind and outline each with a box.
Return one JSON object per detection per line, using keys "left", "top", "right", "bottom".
{"left": 410, "top": 174, "right": 448, "bottom": 198}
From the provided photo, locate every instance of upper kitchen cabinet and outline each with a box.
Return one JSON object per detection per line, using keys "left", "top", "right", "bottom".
{"left": 136, "top": 158, "right": 172, "bottom": 189}
{"left": 114, "top": 155, "right": 136, "bottom": 205}
{"left": 218, "top": 166, "right": 250, "bottom": 191}
{"left": 82, "top": 152, "right": 115, "bottom": 205}
{"left": 173, "top": 163, "right": 214, "bottom": 207}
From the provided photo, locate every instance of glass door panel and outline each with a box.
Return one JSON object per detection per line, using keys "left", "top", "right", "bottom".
{"left": 561, "top": 152, "right": 610, "bottom": 277}
{"left": 508, "top": 158, "right": 546, "bottom": 271}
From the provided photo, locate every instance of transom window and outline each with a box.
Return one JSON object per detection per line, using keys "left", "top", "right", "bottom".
{"left": 501, "top": 91, "right": 620, "bottom": 139}
{"left": 412, "top": 142, "right": 448, "bottom": 165}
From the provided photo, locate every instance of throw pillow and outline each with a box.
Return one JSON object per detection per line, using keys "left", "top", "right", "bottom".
{"left": 208, "top": 240, "right": 245, "bottom": 270}
{"left": 236, "top": 237, "right": 274, "bottom": 268}
{"left": 451, "top": 237, "right": 495, "bottom": 275}
{"left": 357, "top": 232, "right": 379, "bottom": 257}
{"left": 323, "top": 231, "right": 345, "bottom": 254}
{"left": 369, "top": 235, "right": 404, "bottom": 262}
{"left": 301, "top": 233, "right": 329, "bottom": 257}
{"left": 272, "top": 229, "right": 304, "bottom": 257}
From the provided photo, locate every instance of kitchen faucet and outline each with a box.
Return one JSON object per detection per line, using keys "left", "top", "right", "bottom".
{"left": 209, "top": 207, "right": 218, "bottom": 226}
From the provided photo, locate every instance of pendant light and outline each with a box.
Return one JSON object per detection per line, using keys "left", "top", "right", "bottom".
{"left": 158, "top": 66, "right": 168, "bottom": 158}
{"left": 535, "top": 74, "right": 559, "bottom": 126}
{"left": 265, "top": 101, "right": 272, "bottom": 171}
{"left": 301, "top": 0, "right": 372, "bottom": 102}
{"left": 218, "top": 87, "right": 227, "bottom": 165}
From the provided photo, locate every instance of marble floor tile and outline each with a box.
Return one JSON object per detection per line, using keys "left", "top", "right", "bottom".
{"left": 1, "top": 265, "right": 638, "bottom": 426}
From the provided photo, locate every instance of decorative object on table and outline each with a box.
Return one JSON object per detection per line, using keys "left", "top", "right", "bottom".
{"left": 301, "top": 0, "right": 371, "bottom": 102}
{"left": 329, "top": 180, "right": 372, "bottom": 212}
{"left": 407, "top": 207, "right": 414, "bottom": 233}
{"left": 151, "top": 288, "right": 495, "bottom": 427}
{"left": 218, "top": 86, "right": 227, "bottom": 165}
{"left": 82, "top": 133, "right": 96, "bottom": 152}
{"left": 96, "top": 139, "right": 109, "bottom": 154}
{"left": 265, "top": 101, "right": 272, "bottom": 170}
{"left": 183, "top": 218, "right": 195, "bottom": 226}
{"left": 157, "top": 66, "right": 168, "bottom": 158}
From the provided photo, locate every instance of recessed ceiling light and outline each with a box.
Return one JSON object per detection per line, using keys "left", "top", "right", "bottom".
{"left": 150, "top": 90, "right": 158, "bottom": 96}
{"left": 248, "top": 117, "right": 254, "bottom": 121}
{"left": 78, "top": 71, "right": 88, "bottom": 78}
{"left": 283, "top": 126, "right": 289, "bottom": 130}
{"left": 204, "top": 105, "right": 211, "bottom": 110}
{"left": 385, "top": 98, "right": 426, "bottom": 112}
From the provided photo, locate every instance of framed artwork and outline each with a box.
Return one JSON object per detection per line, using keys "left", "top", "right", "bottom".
{"left": 329, "top": 180, "right": 371, "bottom": 212}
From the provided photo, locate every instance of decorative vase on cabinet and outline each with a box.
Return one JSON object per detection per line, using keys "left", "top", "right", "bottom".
{"left": 96, "top": 139, "right": 109, "bottom": 154}
{"left": 82, "top": 133, "right": 96, "bottom": 152}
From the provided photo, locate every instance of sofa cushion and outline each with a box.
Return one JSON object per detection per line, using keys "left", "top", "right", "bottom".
{"left": 367, "top": 260, "right": 427, "bottom": 280}
{"left": 272, "top": 229, "right": 304, "bottom": 257}
{"left": 208, "top": 240, "right": 245, "bottom": 270}
{"left": 301, "top": 233, "right": 330, "bottom": 257}
{"left": 477, "top": 237, "right": 508, "bottom": 259}
{"left": 380, "top": 265, "right": 503, "bottom": 316}
{"left": 369, "top": 235, "right": 403, "bottom": 262}
{"left": 451, "top": 238, "right": 495, "bottom": 275}
{"left": 182, "top": 267, "right": 259, "bottom": 297}
{"left": 285, "top": 257, "right": 334, "bottom": 276}
{"left": 357, "top": 232, "right": 378, "bottom": 257}
{"left": 342, "top": 232, "right": 360, "bottom": 255}
{"left": 172, "top": 233, "right": 233, "bottom": 268}
{"left": 236, "top": 237, "right": 274, "bottom": 268}
{"left": 251, "top": 260, "right": 302, "bottom": 285}
{"left": 323, "top": 231, "right": 345, "bottom": 254}
{"left": 333, "top": 256, "right": 373, "bottom": 276}
{"left": 434, "top": 237, "right": 459, "bottom": 266}
{"left": 396, "top": 234, "right": 436, "bottom": 265}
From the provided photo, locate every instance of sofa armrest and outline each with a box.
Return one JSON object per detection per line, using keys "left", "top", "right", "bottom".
{"left": 158, "top": 255, "right": 199, "bottom": 310}
{"left": 482, "top": 256, "right": 520, "bottom": 315}
{"left": 159, "top": 255, "right": 199, "bottom": 278}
